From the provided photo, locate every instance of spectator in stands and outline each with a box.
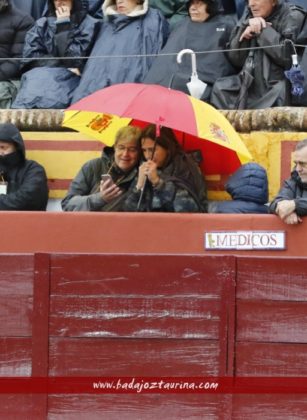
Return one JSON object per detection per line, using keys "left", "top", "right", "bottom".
{"left": 11, "top": 0, "right": 100, "bottom": 109}
{"left": 123, "top": 124, "right": 207, "bottom": 212}
{"left": 211, "top": 0, "right": 305, "bottom": 109}
{"left": 270, "top": 139, "right": 307, "bottom": 224}
{"left": 209, "top": 162, "right": 269, "bottom": 213}
{"left": 144, "top": 0, "right": 236, "bottom": 103}
{"left": 62, "top": 126, "right": 141, "bottom": 211}
{"left": 0, "top": 123, "right": 48, "bottom": 210}
{"left": 71, "top": 0, "right": 169, "bottom": 103}
{"left": 0, "top": 1, "right": 34, "bottom": 108}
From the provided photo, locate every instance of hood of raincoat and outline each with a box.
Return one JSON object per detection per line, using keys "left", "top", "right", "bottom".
{"left": 0, "top": 123, "right": 25, "bottom": 160}
{"left": 103, "top": 0, "right": 148, "bottom": 17}
{"left": 226, "top": 162, "right": 268, "bottom": 204}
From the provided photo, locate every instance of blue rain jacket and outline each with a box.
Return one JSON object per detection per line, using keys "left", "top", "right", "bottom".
{"left": 214, "top": 163, "right": 269, "bottom": 214}
{"left": 72, "top": 0, "right": 169, "bottom": 103}
{"left": 12, "top": 0, "right": 100, "bottom": 109}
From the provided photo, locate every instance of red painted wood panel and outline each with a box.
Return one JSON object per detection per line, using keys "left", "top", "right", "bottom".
{"left": 49, "top": 338, "right": 221, "bottom": 376}
{"left": 233, "top": 394, "right": 307, "bottom": 420}
{"left": 236, "top": 342, "right": 307, "bottom": 376}
{"left": 0, "top": 395, "right": 43, "bottom": 420}
{"left": 0, "top": 338, "right": 32, "bottom": 377}
{"left": 0, "top": 255, "right": 34, "bottom": 336}
{"left": 48, "top": 394, "right": 232, "bottom": 420}
{"left": 50, "top": 254, "right": 233, "bottom": 296}
{"left": 49, "top": 296, "right": 220, "bottom": 339}
{"left": 236, "top": 300, "right": 307, "bottom": 343}
{"left": 236, "top": 257, "right": 307, "bottom": 301}
{"left": 0, "top": 296, "right": 32, "bottom": 336}
{"left": 0, "top": 255, "right": 34, "bottom": 294}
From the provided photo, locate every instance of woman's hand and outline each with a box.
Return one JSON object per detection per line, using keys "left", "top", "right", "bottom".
{"left": 99, "top": 178, "right": 122, "bottom": 202}
{"left": 56, "top": 5, "right": 71, "bottom": 19}
{"left": 136, "top": 160, "right": 160, "bottom": 190}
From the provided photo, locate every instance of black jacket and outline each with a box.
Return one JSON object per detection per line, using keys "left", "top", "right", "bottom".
{"left": 269, "top": 170, "right": 307, "bottom": 217}
{"left": 144, "top": 14, "right": 236, "bottom": 102}
{"left": 0, "top": 0, "right": 34, "bottom": 80}
{"left": 0, "top": 123, "right": 48, "bottom": 210}
{"left": 227, "top": 0, "right": 305, "bottom": 108}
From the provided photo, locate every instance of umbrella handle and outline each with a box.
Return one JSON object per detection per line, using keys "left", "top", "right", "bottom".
{"left": 177, "top": 49, "right": 198, "bottom": 78}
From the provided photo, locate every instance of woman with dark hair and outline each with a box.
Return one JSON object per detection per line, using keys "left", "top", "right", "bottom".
{"left": 11, "top": 0, "right": 100, "bottom": 108}
{"left": 124, "top": 124, "right": 208, "bottom": 212}
{"left": 143, "top": 0, "right": 236, "bottom": 102}
{"left": 71, "top": 0, "right": 169, "bottom": 103}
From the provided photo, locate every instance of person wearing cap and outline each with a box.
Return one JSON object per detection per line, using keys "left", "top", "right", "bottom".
{"left": 0, "top": 123, "right": 48, "bottom": 210}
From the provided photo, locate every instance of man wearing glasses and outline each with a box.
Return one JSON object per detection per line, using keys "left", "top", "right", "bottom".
{"left": 270, "top": 139, "right": 307, "bottom": 224}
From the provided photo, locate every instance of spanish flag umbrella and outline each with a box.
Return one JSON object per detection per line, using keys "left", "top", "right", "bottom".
{"left": 63, "top": 83, "right": 252, "bottom": 175}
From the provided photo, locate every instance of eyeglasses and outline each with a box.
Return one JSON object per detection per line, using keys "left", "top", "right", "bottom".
{"left": 294, "top": 161, "right": 307, "bottom": 169}
{"left": 115, "top": 145, "right": 138, "bottom": 153}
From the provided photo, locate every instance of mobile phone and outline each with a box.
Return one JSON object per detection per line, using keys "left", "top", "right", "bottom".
{"left": 101, "top": 174, "right": 114, "bottom": 186}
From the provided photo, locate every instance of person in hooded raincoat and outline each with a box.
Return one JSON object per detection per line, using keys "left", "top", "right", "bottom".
{"left": 0, "top": 123, "right": 48, "bottom": 211}
{"left": 208, "top": 162, "right": 269, "bottom": 213}
{"left": 144, "top": 0, "right": 236, "bottom": 103}
{"left": 214, "top": 0, "right": 305, "bottom": 109}
{"left": 0, "top": 0, "right": 34, "bottom": 108}
{"left": 11, "top": 0, "right": 100, "bottom": 109}
{"left": 71, "top": 0, "right": 169, "bottom": 103}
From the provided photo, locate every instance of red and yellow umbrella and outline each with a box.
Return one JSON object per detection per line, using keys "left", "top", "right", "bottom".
{"left": 63, "top": 83, "right": 252, "bottom": 175}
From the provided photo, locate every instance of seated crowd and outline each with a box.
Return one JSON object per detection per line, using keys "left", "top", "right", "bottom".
{"left": 1, "top": 0, "right": 307, "bottom": 108}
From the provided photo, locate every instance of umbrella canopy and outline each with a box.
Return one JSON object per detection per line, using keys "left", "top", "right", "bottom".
{"left": 63, "top": 83, "right": 252, "bottom": 175}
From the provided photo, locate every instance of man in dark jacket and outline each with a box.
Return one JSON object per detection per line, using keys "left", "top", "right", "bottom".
{"left": 0, "top": 0, "right": 34, "bottom": 107}
{"left": 212, "top": 0, "right": 305, "bottom": 109}
{"left": 270, "top": 139, "right": 307, "bottom": 224}
{"left": 0, "top": 123, "right": 48, "bottom": 210}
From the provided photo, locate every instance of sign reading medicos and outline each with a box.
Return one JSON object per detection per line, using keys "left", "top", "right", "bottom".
{"left": 205, "top": 231, "right": 286, "bottom": 250}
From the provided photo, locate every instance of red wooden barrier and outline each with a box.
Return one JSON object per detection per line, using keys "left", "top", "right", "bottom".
{"left": 1, "top": 252, "right": 307, "bottom": 418}
{"left": 0, "top": 212, "right": 306, "bottom": 256}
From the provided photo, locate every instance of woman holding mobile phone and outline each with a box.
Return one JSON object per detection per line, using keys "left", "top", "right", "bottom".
{"left": 61, "top": 126, "right": 141, "bottom": 211}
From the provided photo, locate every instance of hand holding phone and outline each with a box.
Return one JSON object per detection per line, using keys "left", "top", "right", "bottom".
{"left": 101, "top": 174, "right": 114, "bottom": 186}
{"left": 100, "top": 174, "right": 122, "bottom": 202}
